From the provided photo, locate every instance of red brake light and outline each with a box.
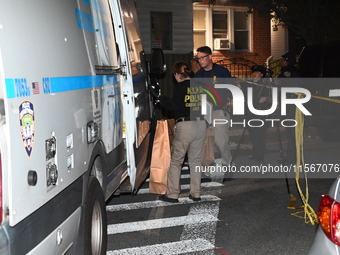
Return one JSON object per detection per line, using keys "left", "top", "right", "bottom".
{"left": 319, "top": 194, "right": 340, "bottom": 246}
{"left": 0, "top": 155, "right": 2, "bottom": 223}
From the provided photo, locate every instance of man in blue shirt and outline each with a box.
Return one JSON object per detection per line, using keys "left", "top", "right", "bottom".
{"left": 194, "top": 46, "right": 233, "bottom": 167}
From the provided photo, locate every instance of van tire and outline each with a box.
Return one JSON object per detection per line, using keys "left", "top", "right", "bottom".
{"left": 84, "top": 176, "right": 107, "bottom": 255}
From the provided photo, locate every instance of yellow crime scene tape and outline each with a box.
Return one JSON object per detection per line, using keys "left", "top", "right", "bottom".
{"left": 291, "top": 95, "right": 318, "bottom": 225}
{"left": 246, "top": 80, "right": 340, "bottom": 225}
{"left": 289, "top": 92, "right": 340, "bottom": 225}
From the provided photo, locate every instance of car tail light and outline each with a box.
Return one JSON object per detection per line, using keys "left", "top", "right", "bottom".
{"left": 319, "top": 194, "right": 340, "bottom": 246}
{"left": 0, "top": 154, "right": 2, "bottom": 223}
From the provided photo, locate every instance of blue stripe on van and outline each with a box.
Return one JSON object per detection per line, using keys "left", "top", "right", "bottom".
{"left": 6, "top": 75, "right": 118, "bottom": 98}
{"left": 5, "top": 79, "right": 16, "bottom": 98}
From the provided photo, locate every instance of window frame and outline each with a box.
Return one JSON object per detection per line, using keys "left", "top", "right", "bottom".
{"left": 193, "top": 5, "right": 252, "bottom": 52}
{"left": 150, "top": 11, "right": 173, "bottom": 51}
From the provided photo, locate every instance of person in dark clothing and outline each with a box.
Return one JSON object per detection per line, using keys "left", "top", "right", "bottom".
{"left": 276, "top": 51, "right": 300, "bottom": 165}
{"left": 194, "top": 46, "right": 233, "bottom": 167}
{"left": 190, "top": 58, "right": 200, "bottom": 77}
{"left": 277, "top": 52, "right": 300, "bottom": 78}
{"left": 247, "top": 65, "right": 271, "bottom": 162}
{"left": 158, "top": 61, "right": 206, "bottom": 203}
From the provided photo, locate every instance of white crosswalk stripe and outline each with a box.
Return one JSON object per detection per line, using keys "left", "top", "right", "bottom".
{"left": 106, "top": 195, "right": 221, "bottom": 212}
{"left": 106, "top": 168, "right": 224, "bottom": 255}
{"left": 137, "top": 181, "right": 223, "bottom": 194}
{"left": 108, "top": 214, "right": 218, "bottom": 234}
{"left": 106, "top": 238, "right": 215, "bottom": 255}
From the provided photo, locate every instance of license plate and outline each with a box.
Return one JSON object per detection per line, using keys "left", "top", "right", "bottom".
{"left": 329, "top": 89, "right": 340, "bottom": 97}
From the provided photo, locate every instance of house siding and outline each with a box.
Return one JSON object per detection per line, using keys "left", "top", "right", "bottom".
{"left": 135, "top": 0, "right": 193, "bottom": 54}
{"left": 135, "top": 1, "right": 272, "bottom": 118}
{"left": 136, "top": 1, "right": 271, "bottom": 65}
{"left": 270, "top": 20, "right": 288, "bottom": 59}
{"left": 136, "top": 0, "right": 194, "bottom": 119}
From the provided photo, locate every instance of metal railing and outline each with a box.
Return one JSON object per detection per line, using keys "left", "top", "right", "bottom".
{"left": 215, "top": 56, "right": 282, "bottom": 78}
{"left": 215, "top": 57, "right": 257, "bottom": 78}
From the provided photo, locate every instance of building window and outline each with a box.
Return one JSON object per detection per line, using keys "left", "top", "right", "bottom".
{"left": 234, "top": 10, "right": 249, "bottom": 50}
{"left": 213, "top": 10, "right": 228, "bottom": 39}
{"left": 150, "top": 12, "right": 173, "bottom": 50}
{"left": 193, "top": 6, "right": 251, "bottom": 52}
{"left": 193, "top": 10, "right": 207, "bottom": 50}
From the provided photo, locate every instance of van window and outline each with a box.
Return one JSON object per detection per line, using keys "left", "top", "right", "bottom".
{"left": 76, "top": 0, "right": 119, "bottom": 72}
{"left": 91, "top": 0, "right": 119, "bottom": 67}
{"left": 119, "top": 0, "right": 143, "bottom": 75}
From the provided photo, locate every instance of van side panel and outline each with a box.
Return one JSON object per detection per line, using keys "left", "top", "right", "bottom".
{"left": 3, "top": 178, "right": 82, "bottom": 255}
{"left": 0, "top": 0, "right": 126, "bottom": 226}
{"left": 0, "top": 0, "right": 156, "bottom": 253}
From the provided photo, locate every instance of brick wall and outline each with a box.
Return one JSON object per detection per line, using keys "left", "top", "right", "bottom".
{"left": 211, "top": 8, "right": 271, "bottom": 67}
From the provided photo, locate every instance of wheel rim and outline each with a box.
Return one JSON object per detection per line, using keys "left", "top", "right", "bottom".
{"left": 91, "top": 200, "right": 103, "bottom": 255}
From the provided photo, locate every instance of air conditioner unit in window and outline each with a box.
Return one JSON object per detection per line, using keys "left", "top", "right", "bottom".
{"left": 214, "top": 38, "right": 230, "bottom": 50}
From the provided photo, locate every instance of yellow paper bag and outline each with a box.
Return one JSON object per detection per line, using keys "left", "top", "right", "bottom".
{"left": 149, "top": 120, "right": 171, "bottom": 194}
{"left": 201, "top": 127, "right": 215, "bottom": 166}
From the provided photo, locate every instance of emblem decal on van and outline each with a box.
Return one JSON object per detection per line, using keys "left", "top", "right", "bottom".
{"left": 19, "top": 101, "right": 35, "bottom": 158}
{"left": 15, "top": 78, "right": 30, "bottom": 97}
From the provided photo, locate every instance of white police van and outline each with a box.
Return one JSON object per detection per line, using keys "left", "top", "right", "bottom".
{"left": 0, "top": 0, "right": 164, "bottom": 254}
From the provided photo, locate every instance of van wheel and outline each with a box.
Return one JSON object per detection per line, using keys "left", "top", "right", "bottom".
{"left": 84, "top": 177, "right": 107, "bottom": 255}
{"left": 91, "top": 156, "right": 106, "bottom": 195}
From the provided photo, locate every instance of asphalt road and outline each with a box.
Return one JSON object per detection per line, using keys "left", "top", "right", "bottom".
{"left": 105, "top": 138, "right": 340, "bottom": 255}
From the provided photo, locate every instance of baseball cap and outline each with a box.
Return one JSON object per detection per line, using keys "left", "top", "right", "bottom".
{"left": 251, "top": 65, "right": 266, "bottom": 77}
{"left": 281, "top": 52, "right": 297, "bottom": 66}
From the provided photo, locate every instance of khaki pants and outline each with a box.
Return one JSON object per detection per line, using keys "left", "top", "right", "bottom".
{"left": 166, "top": 120, "right": 206, "bottom": 199}
{"left": 213, "top": 109, "right": 232, "bottom": 166}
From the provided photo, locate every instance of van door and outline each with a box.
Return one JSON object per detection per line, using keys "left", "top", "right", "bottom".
{"left": 119, "top": 0, "right": 153, "bottom": 190}
{"left": 109, "top": 0, "right": 139, "bottom": 190}
{"left": 110, "top": 0, "right": 153, "bottom": 191}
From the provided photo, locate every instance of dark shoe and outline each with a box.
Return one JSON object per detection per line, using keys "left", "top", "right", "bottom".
{"left": 158, "top": 195, "right": 179, "bottom": 203}
{"left": 189, "top": 194, "right": 201, "bottom": 201}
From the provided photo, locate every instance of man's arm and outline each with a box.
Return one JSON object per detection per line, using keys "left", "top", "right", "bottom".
{"left": 214, "top": 63, "right": 232, "bottom": 78}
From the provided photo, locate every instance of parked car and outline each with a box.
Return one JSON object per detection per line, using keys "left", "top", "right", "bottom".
{"left": 298, "top": 40, "right": 340, "bottom": 141}
{"left": 308, "top": 177, "right": 340, "bottom": 254}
